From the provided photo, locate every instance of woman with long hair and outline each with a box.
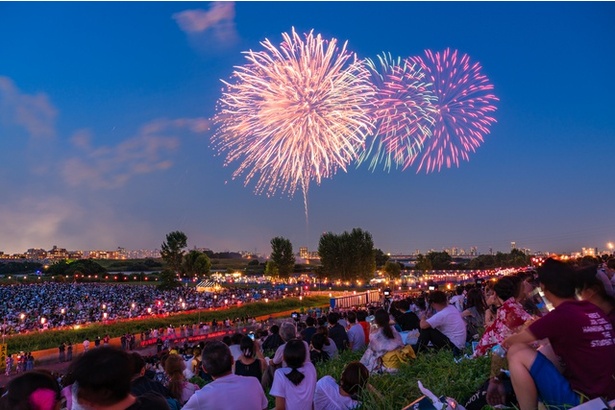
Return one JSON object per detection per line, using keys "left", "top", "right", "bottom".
{"left": 314, "top": 361, "right": 375, "bottom": 410}
{"left": 270, "top": 339, "right": 317, "bottom": 410}
{"left": 164, "top": 353, "right": 199, "bottom": 406}
{"left": 359, "top": 309, "right": 404, "bottom": 373}
{"left": 234, "top": 336, "right": 267, "bottom": 381}
{"left": 462, "top": 288, "right": 487, "bottom": 341}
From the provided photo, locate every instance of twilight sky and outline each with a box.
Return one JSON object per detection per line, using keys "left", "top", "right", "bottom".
{"left": 1, "top": 2, "right": 614, "bottom": 256}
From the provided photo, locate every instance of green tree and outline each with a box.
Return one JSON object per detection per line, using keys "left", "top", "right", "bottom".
{"left": 415, "top": 254, "right": 432, "bottom": 272}
{"left": 158, "top": 269, "right": 180, "bottom": 290}
{"left": 264, "top": 260, "right": 279, "bottom": 277}
{"left": 373, "top": 248, "right": 390, "bottom": 268}
{"left": 183, "top": 250, "right": 211, "bottom": 277}
{"left": 383, "top": 260, "right": 402, "bottom": 279}
{"left": 160, "top": 231, "right": 188, "bottom": 274}
{"left": 270, "top": 237, "right": 295, "bottom": 279}
{"left": 426, "top": 251, "right": 452, "bottom": 270}
{"left": 318, "top": 228, "right": 376, "bottom": 282}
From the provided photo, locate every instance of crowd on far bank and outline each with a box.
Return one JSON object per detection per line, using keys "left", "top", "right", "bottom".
{"left": 0, "top": 283, "right": 292, "bottom": 336}
{"left": 1, "top": 257, "right": 614, "bottom": 410}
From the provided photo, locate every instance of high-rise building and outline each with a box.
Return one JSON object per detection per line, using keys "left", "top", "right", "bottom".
{"left": 511, "top": 242, "right": 517, "bottom": 250}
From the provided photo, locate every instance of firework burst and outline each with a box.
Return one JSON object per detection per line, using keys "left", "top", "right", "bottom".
{"left": 359, "top": 53, "right": 437, "bottom": 171}
{"left": 408, "top": 48, "right": 499, "bottom": 173}
{"left": 213, "top": 28, "right": 375, "bottom": 219}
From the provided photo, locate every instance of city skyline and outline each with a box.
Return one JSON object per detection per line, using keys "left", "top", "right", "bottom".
{"left": 1, "top": 2, "right": 614, "bottom": 256}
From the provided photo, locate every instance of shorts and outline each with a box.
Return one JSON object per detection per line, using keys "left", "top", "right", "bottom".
{"left": 530, "top": 351, "right": 581, "bottom": 408}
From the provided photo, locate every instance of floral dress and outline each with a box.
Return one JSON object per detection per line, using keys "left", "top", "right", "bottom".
{"left": 473, "top": 297, "right": 533, "bottom": 357}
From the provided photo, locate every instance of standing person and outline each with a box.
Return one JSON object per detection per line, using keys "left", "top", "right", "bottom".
{"left": 66, "top": 341, "right": 73, "bottom": 361}
{"left": 59, "top": 342, "right": 66, "bottom": 363}
{"left": 182, "top": 341, "right": 268, "bottom": 410}
{"left": 94, "top": 336, "right": 101, "bottom": 348}
{"left": 82, "top": 337, "right": 90, "bottom": 352}
{"left": 26, "top": 352, "right": 34, "bottom": 371}
{"left": 346, "top": 311, "right": 366, "bottom": 352}
{"left": 103, "top": 334, "right": 110, "bottom": 346}
{"left": 417, "top": 291, "right": 467, "bottom": 355}
{"left": 270, "top": 339, "right": 317, "bottom": 410}
{"left": 327, "top": 313, "right": 349, "bottom": 352}
{"left": 504, "top": 259, "right": 615, "bottom": 409}
{"left": 156, "top": 337, "right": 163, "bottom": 353}
{"left": 4, "top": 354, "right": 12, "bottom": 376}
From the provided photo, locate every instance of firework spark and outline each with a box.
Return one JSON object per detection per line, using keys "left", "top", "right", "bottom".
{"left": 359, "top": 53, "right": 437, "bottom": 171}
{"left": 213, "top": 28, "right": 375, "bottom": 219}
{"left": 408, "top": 48, "right": 499, "bottom": 173}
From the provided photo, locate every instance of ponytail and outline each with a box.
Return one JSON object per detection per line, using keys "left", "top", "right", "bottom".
{"left": 284, "top": 367, "right": 305, "bottom": 386}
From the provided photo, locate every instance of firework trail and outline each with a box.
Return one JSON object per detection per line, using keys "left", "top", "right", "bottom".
{"left": 213, "top": 28, "right": 375, "bottom": 220}
{"left": 408, "top": 48, "right": 499, "bottom": 173}
{"left": 359, "top": 53, "right": 437, "bottom": 171}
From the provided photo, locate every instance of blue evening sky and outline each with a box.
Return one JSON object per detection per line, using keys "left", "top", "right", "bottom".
{"left": 0, "top": 2, "right": 613, "bottom": 256}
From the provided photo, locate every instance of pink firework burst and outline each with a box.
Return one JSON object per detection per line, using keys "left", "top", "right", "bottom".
{"left": 408, "top": 48, "right": 499, "bottom": 173}
{"left": 359, "top": 53, "right": 437, "bottom": 171}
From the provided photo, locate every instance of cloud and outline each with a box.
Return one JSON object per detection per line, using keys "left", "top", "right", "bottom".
{"left": 62, "top": 117, "right": 210, "bottom": 189}
{"left": 0, "top": 76, "right": 57, "bottom": 139}
{"left": 0, "top": 196, "right": 81, "bottom": 253}
{"left": 173, "top": 2, "right": 237, "bottom": 44}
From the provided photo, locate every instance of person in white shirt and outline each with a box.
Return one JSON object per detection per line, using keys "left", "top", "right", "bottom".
{"left": 270, "top": 339, "right": 317, "bottom": 410}
{"left": 417, "top": 290, "right": 467, "bottom": 355}
{"left": 314, "top": 361, "right": 370, "bottom": 410}
{"left": 345, "top": 311, "right": 366, "bottom": 352}
{"left": 182, "top": 341, "right": 268, "bottom": 410}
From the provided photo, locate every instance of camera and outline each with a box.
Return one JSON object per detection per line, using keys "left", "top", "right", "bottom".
{"left": 248, "top": 331, "right": 255, "bottom": 341}
{"left": 383, "top": 288, "right": 391, "bottom": 298}
{"left": 291, "top": 312, "right": 299, "bottom": 321}
{"left": 428, "top": 286, "right": 435, "bottom": 291}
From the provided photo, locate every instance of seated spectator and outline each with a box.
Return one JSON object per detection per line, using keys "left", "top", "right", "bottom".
{"left": 164, "top": 353, "right": 199, "bottom": 406}
{"left": 417, "top": 290, "right": 466, "bottom": 355}
{"left": 346, "top": 311, "right": 366, "bottom": 352}
{"left": 327, "top": 312, "right": 349, "bottom": 352}
{"left": 461, "top": 288, "right": 487, "bottom": 342}
{"left": 360, "top": 309, "right": 404, "bottom": 373}
{"left": 183, "top": 341, "right": 268, "bottom": 410}
{"left": 0, "top": 370, "right": 61, "bottom": 410}
{"left": 391, "top": 299, "right": 420, "bottom": 332}
{"left": 300, "top": 316, "right": 317, "bottom": 345}
{"left": 229, "top": 333, "right": 244, "bottom": 361}
{"left": 271, "top": 323, "right": 310, "bottom": 368}
{"left": 473, "top": 276, "right": 534, "bottom": 357}
{"left": 71, "top": 347, "right": 169, "bottom": 410}
{"left": 449, "top": 286, "right": 466, "bottom": 312}
{"left": 129, "top": 352, "right": 174, "bottom": 402}
{"left": 356, "top": 310, "right": 370, "bottom": 345}
{"left": 235, "top": 336, "right": 267, "bottom": 381}
{"left": 505, "top": 259, "right": 615, "bottom": 409}
{"left": 309, "top": 333, "right": 330, "bottom": 365}
{"left": 270, "top": 339, "right": 317, "bottom": 410}
{"left": 314, "top": 361, "right": 372, "bottom": 410}
{"left": 262, "top": 325, "right": 284, "bottom": 352}
{"left": 576, "top": 265, "right": 615, "bottom": 324}
{"left": 317, "top": 325, "right": 339, "bottom": 360}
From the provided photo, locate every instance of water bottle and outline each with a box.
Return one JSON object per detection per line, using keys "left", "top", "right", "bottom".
{"left": 491, "top": 344, "right": 507, "bottom": 358}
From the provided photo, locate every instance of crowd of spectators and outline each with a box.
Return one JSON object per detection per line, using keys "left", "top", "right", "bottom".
{"left": 1, "top": 258, "right": 614, "bottom": 410}
{"left": 0, "top": 283, "right": 291, "bottom": 335}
